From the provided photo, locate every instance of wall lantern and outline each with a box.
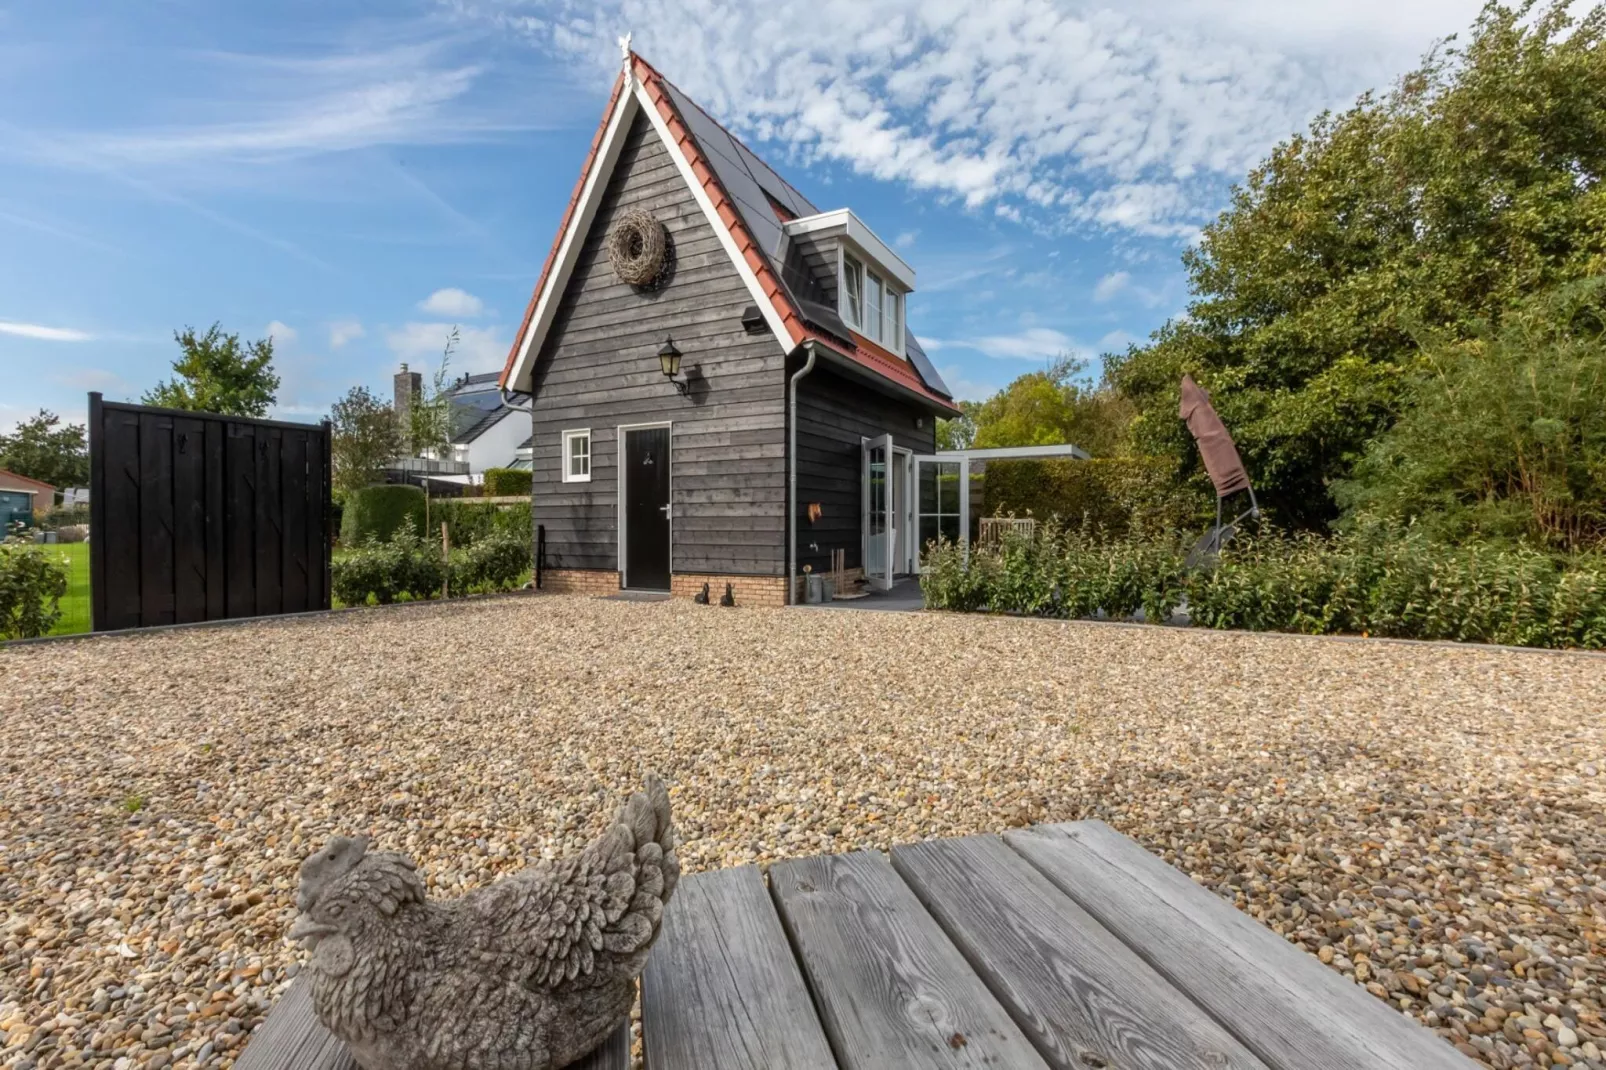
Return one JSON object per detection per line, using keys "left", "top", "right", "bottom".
{"left": 658, "top": 336, "right": 689, "bottom": 395}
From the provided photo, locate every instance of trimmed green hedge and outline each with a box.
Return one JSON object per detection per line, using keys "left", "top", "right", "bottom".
{"left": 340, "top": 484, "right": 425, "bottom": 545}
{"left": 981, "top": 457, "right": 1204, "bottom": 535}
{"left": 483, "top": 468, "right": 532, "bottom": 496}
{"left": 921, "top": 521, "right": 1606, "bottom": 650}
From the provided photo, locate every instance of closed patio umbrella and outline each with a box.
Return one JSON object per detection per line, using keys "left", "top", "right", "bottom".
{"left": 1178, "top": 375, "right": 1259, "bottom": 567}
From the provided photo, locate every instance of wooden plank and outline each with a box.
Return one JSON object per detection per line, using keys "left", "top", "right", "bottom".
{"left": 233, "top": 979, "right": 357, "bottom": 1070}
{"left": 891, "top": 834, "right": 1266, "bottom": 1070}
{"left": 255, "top": 426, "right": 283, "bottom": 616}
{"left": 1007, "top": 822, "right": 1478, "bottom": 1070}
{"left": 281, "top": 430, "right": 309, "bottom": 612}
{"left": 100, "top": 406, "right": 143, "bottom": 630}
{"left": 641, "top": 866, "right": 837, "bottom": 1070}
{"left": 769, "top": 850, "right": 1049, "bottom": 1070}
{"left": 172, "top": 417, "right": 208, "bottom": 624}
{"left": 224, "top": 424, "right": 256, "bottom": 620}
{"left": 137, "top": 412, "right": 177, "bottom": 626}
{"left": 235, "top": 979, "right": 630, "bottom": 1070}
{"left": 203, "top": 419, "right": 227, "bottom": 620}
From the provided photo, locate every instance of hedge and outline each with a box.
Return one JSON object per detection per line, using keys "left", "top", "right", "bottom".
{"left": 331, "top": 529, "right": 530, "bottom": 606}
{"left": 981, "top": 457, "right": 1204, "bottom": 535}
{"left": 340, "top": 484, "right": 425, "bottom": 545}
{"left": 483, "top": 468, "right": 532, "bottom": 496}
{"left": 433, "top": 498, "right": 532, "bottom": 549}
{"left": 920, "top": 520, "right": 1606, "bottom": 650}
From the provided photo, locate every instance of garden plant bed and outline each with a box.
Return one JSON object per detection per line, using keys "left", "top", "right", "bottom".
{"left": 1, "top": 595, "right": 1603, "bottom": 1069}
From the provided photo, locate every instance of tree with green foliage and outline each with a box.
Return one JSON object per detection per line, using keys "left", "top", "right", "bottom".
{"left": 0, "top": 410, "right": 88, "bottom": 490}
{"left": 330, "top": 386, "right": 402, "bottom": 495}
{"left": 1108, "top": 1, "right": 1606, "bottom": 527}
{"left": 938, "top": 355, "right": 1134, "bottom": 457}
{"left": 144, "top": 323, "right": 280, "bottom": 417}
{"left": 1334, "top": 280, "right": 1606, "bottom": 551}
{"left": 407, "top": 327, "right": 458, "bottom": 458}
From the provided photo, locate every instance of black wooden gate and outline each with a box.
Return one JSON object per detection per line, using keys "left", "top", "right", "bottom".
{"left": 88, "top": 393, "right": 332, "bottom": 631}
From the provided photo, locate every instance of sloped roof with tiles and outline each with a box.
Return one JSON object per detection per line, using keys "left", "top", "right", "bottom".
{"left": 501, "top": 52, "right": 958, "bottom": 415}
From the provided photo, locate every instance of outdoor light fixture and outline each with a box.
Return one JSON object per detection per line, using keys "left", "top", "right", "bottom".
{"left": 658, "top": 336, "right": 689, "bottom": 395}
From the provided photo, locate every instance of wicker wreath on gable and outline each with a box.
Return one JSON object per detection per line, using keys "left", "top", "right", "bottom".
{"left": 606, "top": 208, "right": 669, "bottom": 288}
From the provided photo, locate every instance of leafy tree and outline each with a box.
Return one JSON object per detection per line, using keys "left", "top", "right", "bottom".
{"left": 965, "top": 355, "right": 1134, "bottom": 457}
{"left": 1334, "top": 280, "right": 1606, "bottom": 551}
{"left": 0, "top": 410, "right": 88, "bottom": 490}
{"left": 144, "top": 323, "right": 280, "bottom": 417}
{"left": 936, "top": 404, "right": 977, "bottom": 450}
{"left": 1108, "top": 2, "right": 1606, "bottom": 527}
{"left": 330, "top": 386, "right": 402, "bottom": 494}
{"left": 407, "top": 327, "right": 458, "bottom": 458}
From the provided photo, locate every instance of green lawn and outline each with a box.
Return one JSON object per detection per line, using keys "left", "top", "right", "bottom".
{"left": 48, "top": 542, "right": 91, "bottom": 636}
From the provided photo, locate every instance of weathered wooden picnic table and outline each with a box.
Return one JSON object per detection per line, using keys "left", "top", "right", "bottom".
{"left": 236, "top": 820, "right": 1476, "bottom": 1070}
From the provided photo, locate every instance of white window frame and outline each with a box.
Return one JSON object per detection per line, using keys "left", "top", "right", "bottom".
{"left": 561, "top": 428, "right": 592, "bottom": 483}
{"left": 836, "top": 244, "right": 904, "bottom": 356}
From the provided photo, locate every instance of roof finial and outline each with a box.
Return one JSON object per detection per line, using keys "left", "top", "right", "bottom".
{"left": 618, "top": 32, "right": 633, "bottom": 68}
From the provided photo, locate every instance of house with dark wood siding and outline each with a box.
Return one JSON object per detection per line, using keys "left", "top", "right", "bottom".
{"left": 500, "top": 51, "right": 963, "bottom": 606}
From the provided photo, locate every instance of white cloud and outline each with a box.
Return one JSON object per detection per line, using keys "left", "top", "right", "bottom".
{"left": 937, "top": 364, "right": 1004, "bottom": 403}
{"left": 894, "top": 229, "right": 918, "bottom": 249}
{"left": 419, "top": 287, "right": 486, "bottom": 317}
{"left": 266, "top": 320, "right": 298, "bottom": 346}
{"left": 1093, "top": 271, "right": 1131, "bottom": 303}
{"left": 329, "top": 319, "right": 365, "bottom": 348}
{"left": 385, "top": 322, "right": 510, "bottom": 375}
{"left": 476, "top": 0, "right": 1482, "bottom": 240}
{"left": 32, "top": 45, "right": 488, "bottom": 169}
{"left": 961, "top": 327, "right": 1078, "bottom": 362}
{"left": 0, "top": 320, "right": 93, "bottom": 342}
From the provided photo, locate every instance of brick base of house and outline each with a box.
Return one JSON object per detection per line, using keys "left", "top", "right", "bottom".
{"left": 539, "top": 569, "right": 621, "bottom": 596}
{"left": 671, "top": 572, "right": 788, "bottom": 608}
{"left": 539, "top": 568, "right": 789, "bottom": 608}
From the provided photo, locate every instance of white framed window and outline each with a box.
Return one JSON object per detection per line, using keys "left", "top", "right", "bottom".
{"left": 562, "top": 429, "right": 591, "bottom": 483}
{"left": 837, "top": 247, "right": 904, "bottom": 355}
{"left": 864, "top": 271, "right": 884, "bottom": 344}
{"left": 842, "top": 253, "right": 864, "bottom": 328}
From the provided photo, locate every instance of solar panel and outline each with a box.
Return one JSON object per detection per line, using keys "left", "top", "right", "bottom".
{"left": 904, "top": 333, "right": 953, "bottom": 398}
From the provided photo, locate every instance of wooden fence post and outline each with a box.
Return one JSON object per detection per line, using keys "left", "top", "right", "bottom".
{"left": 441, "top": 521, "right": 450, "bottom": 599}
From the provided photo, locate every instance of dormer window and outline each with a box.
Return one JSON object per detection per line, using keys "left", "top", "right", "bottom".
{"left": 840, "top": 252, "right": 904, "bottom": 353}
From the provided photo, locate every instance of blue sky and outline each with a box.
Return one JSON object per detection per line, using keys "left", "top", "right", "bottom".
{"left": 0, "top": 0, "right": 1485, "bottom": 431}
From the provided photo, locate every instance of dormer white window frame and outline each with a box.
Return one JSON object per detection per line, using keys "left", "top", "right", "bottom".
{"left": 836, "top": 244, "right": 906, "bottom": 357}
{"left": 783, "top": 209, "right": 914, "bottom": 358}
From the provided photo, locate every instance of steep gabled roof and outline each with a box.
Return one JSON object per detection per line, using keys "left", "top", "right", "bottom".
{"left": 501, "top": 53, "right": 959, "bottom": 415}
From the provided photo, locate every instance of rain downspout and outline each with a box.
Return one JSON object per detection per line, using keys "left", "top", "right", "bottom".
{"left": 786, "top": 342, "right": 817, "bottom": 605}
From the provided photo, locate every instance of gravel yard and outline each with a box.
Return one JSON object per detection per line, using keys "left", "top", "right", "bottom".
{"left": 2, "top": 593, "right": 1604, "bottom": 1069}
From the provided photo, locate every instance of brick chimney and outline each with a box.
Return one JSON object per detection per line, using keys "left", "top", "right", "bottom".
{"left": 394, "top": 363, "right": 421, "bottom": 448}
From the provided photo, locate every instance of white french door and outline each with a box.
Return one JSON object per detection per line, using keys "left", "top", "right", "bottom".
{"left": 862, "top": 433, "right": 894, "bottom": 591}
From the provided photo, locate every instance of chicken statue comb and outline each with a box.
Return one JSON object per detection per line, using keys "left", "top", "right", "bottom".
{"left": 296, "top": 835, "right": 371, "bottom": 911}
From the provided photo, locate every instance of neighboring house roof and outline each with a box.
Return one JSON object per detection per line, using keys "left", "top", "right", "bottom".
{"left": 0, "top": 469, "right": 53, "bottom": 495}
{"left": 444, "top": 374, "right": 528, "bottom": 446}
{"left": 502, "top": 52, "right": 959, "bottom": 416}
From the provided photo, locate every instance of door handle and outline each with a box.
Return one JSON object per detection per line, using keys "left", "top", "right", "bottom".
{"left": 658, "top": 505, "right": 671, "bottom": 513}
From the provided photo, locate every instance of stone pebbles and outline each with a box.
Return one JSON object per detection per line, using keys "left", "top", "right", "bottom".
{"left": 2, "top": 594, "right": 1603, "bottom": 1069}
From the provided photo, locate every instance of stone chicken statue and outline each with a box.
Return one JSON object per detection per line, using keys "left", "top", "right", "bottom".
{"left": 289, "top": 777, "right": 679, "bottom": 1070}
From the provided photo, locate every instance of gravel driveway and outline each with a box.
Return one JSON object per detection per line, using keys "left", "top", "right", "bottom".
{"left": 3, "top": 594, "right": 1604, "bottom": 1069}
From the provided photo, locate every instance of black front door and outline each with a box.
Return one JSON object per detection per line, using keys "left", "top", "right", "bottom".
{"left": 623, "top": 426, "right": 671, "bottom": 590}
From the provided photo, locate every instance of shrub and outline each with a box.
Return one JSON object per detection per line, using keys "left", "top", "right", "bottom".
{"left": 434, "top": 499, "right": 532, "bottom": 548}
{"left": 981, "top": 457, "right": 1204, "bottom": 535}
{"left": 483, "top": 468, "right": 532, "bottom": 497}
{"left": 0, "top": 545, "right": 69, "bottom": 639}
{"left": 920, "top": 520, "right": 1606, "bottom": 650}
{"left": 332, "top": 528, "right": 443, "bottom": 606}
{"left": 39, "top": 504, "right": 90, "bottom": 531}
{"left": 340, "top": 484, "right": 425, "bottom": 545}
{"left": 449, "top": 533, "right": 530, "bottom": 593}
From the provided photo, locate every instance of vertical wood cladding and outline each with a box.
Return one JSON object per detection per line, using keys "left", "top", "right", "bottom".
{"left": 529, "top": 112, "right": 789, "bottom": 578}
{"left": 793, "top": 365, "right": 935, "bottom": 575}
